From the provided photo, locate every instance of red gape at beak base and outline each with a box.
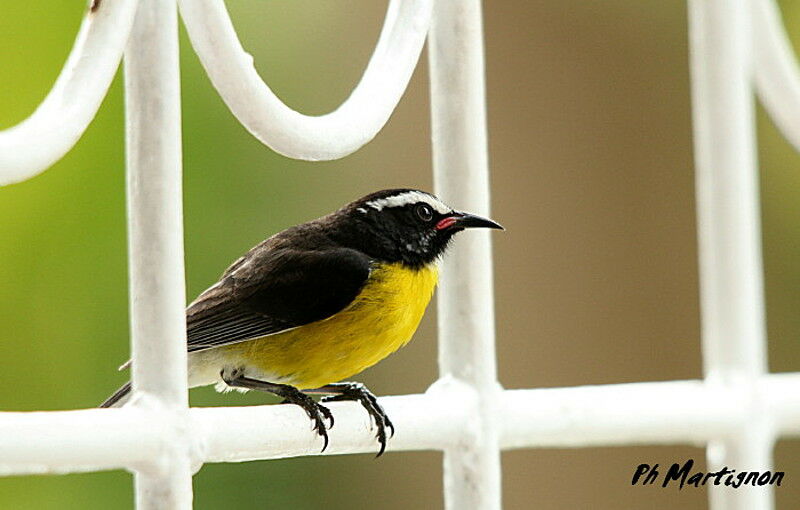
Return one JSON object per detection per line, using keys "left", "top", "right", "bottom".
{"left": 436, "top": 216, "right": 458, "bottom": 230}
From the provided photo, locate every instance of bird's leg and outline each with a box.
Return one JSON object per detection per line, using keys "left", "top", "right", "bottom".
{"left": 305, "top": 382, "right": 394, "bottom": 457}
{"left": 220, "top": 369, "right": 334, "bottom": 452}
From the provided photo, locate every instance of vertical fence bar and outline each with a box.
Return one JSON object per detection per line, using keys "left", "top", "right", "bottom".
{"left": 429, "top": 1, "right": 502, "bottom": 509}
{"left": 687, "top": 0, "right": 773, "bottom": 508}
{"left": 125, "top": 0, "right": 192, "bottom": 507}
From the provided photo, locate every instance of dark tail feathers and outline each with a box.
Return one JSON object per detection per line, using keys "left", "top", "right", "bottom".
{"left": 99, "top": 382, "right": 132, "bottom": 408}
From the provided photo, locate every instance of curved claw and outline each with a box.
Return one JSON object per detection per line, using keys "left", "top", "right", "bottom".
{"left": 305, "top": 402, "right": 332, "bottom": 452}
{"left": 281, "top": 394, "right": 332, "bottom": 452}
{"left": 317, "top": 421, "right": 330, "bottom": 452}
{"left": 363, "top": 391, "right": 394, "bottom": 438}
{"left": 374, "top": 422, "right": 389, "bottom": 458}
{"left": 319, "top": 405, "right": 335, "bottom": 429}
{"left": 385, "top": 415, "right": 396, "bottom": 439}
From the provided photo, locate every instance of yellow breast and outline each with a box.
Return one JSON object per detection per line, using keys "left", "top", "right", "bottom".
{"left": 220, "top": 262, "right": 439, "bottom": 389}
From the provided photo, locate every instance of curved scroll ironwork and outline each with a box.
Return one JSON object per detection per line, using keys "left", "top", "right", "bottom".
{"left": 754, "top": 0, "right": 800, "bottom": 153}
{"left": 0, "top": 0, "right": 138, "bottom": 185}
{"left": 178, "top": 0, "right": 432, "bottom": 161}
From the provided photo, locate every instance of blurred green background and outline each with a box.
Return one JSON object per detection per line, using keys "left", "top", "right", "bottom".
{"left": 2, "top": 1, "right": 800, "bottom": 508}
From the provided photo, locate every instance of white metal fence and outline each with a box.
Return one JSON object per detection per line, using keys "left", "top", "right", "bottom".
{"left": 1, "top": 0, "right": 800, "bottom": 509}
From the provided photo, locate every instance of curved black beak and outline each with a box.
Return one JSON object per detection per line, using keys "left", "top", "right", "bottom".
{"left": 436, "top": 211, "right": 504, "bottom": 231}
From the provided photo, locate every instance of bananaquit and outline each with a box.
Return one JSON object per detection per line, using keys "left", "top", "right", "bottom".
{"left": 101, "top": 189, "right": 503, "bottom": 455}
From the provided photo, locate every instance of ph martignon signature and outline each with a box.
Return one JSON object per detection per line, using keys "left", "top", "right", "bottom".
{"left": 631, "top": 459, "right": 784, "bottom": 489}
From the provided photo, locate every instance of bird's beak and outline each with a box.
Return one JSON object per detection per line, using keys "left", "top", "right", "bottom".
{"left": 436, "top": 211, "right": 504, "bottom": 231}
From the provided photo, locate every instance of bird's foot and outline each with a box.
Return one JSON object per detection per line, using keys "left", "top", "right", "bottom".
{"left": 320, "top": 382, "right": 394, "bottom": 457}
{"left": 221, "top": 369, "right": 333, "bottom": 452}
{"left": 279, "top": 389, "right": 334, "bottom": 452}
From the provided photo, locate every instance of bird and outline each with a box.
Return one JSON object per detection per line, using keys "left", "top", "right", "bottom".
{"left": 100, "top": 188, "right": 503, "bottom": 455}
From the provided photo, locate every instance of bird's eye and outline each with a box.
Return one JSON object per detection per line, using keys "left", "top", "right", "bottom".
{"left": 415, "top": 204, "right": 433, "bottom": 222}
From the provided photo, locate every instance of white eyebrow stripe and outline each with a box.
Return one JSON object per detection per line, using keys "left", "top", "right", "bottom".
{"left": 365, "top": 191, "right": 450, "bottom": 214}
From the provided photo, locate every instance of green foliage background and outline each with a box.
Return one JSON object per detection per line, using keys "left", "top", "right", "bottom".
{"left": 2, "top": 1, "right": 800, "bottom": 509}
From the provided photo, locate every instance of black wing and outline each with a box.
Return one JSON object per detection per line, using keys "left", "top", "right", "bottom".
{"left": 186, "top": 247, "right": 371, "bottom": 353}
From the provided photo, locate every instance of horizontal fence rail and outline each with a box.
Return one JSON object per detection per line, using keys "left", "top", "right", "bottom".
{"left": 2, "top": 375, "right": 800, "bottom": 476}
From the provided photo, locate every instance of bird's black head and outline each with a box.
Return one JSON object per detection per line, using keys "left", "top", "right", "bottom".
{"left": 328, "top": 189, "right": 503, "bottom": 268}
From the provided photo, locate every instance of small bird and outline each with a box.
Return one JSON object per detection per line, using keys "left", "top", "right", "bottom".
{"left": 101, "top": 189, "right": 503, "bottom": 455}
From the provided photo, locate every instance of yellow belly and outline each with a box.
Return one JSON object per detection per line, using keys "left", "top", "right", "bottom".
{"left": 217, "top": 262, "right": 438, "bottom": 389}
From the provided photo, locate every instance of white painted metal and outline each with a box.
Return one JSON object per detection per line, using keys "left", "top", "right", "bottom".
{"left": 754, "top": 0, "right": 800, "bottom": 152}
{"left": 688, "top": 0, "right": 772, "bottom": 509}
{"left": 124, "top": 0, "right": 192, "bottom": 508}
{"left": 3, "top": 375, "right": 800, "bottom": 476}
{"left": 177, "top": 0, "right": 432, "bottom": 161}
{"left": 428, "top": 1, "right": 501, "bottom": 509}
{"left": 3, "top": 0, "right": 800, "bottom": 509}
{"left": 0, "top": 0, "right": 138, "bottom": 185}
